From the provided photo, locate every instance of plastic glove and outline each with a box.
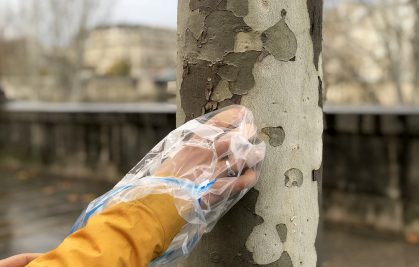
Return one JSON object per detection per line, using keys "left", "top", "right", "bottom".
{"left": 71, "top": 105, "right": 266, "bottom": 266}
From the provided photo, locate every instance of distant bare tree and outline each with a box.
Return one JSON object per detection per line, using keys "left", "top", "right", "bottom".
{"left": 42, "top": 0, "right": 115, "bottom": 99}
{"left": 8, "top": 0, "right": 115, "bottom": 99}
{"left": 361, "top": 0, "right": 411, "bottom": 104}
{"left": 0, "top": 4, "right": 15, "bottom": 78}
{"left": 324, "top": 0, "right": 413, "bottom": 105}
{"left": 412, "top": 0, "right": 419, "bottom": 103}
{"left": 324, "top": 4, "right": 382, "bottom": 103}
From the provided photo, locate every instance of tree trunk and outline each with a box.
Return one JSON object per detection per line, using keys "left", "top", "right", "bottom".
{"left": 176, "top": 0, "right": 323, "bottom": 266}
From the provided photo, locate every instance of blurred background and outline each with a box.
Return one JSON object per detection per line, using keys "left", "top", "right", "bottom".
{"left": 1, "top": 0, "right": 419, "bottom": 266}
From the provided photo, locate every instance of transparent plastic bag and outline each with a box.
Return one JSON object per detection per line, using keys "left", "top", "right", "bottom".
{"left": 70, "top": 105, "right": 266, "bottom": 266}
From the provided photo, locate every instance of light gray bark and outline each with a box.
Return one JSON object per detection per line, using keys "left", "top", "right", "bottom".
{"left": 176, "top": 0, "right": 323, "bottom": 266}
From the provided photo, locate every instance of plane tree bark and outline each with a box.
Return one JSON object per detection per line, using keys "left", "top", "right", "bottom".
{"left": 176, "top": 0, "right": 324, "bottom": 266}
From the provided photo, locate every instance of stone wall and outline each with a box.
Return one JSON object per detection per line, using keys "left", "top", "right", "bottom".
{"left": 324, "top": 111, "right": 419, "bottom": 235}
{"left": 2, "top": 104, "right": 419, "bottom": 234}
{"left": 0, "top": 106, "right": 175, "bottom": 180}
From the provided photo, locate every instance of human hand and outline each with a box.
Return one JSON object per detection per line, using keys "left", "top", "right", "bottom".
{"left": 153, "top": 105, "right": 265, "bottom": 207}
{"left": 0, "top": 253, "right": 41, "bottom": 267}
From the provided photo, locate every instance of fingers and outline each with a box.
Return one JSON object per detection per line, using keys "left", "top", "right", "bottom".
{"left": 189, "top": 106, "right": 246, "bottom": 142}
{"left": 201, "top": 169, "right": 258, "bottom": 208}
{"left": 214, "top": 135, "right": 265, "bottom": 177}
{"left": 213, "top": 128, "right": 258, "bottom": 159}
{"left": 214, "top": 157, "right": 245, "bottom": 179}
{"left": 207, "top": 106, "right": 246, "bottom": 128}
{"left": 214, "top": 134, "right": 231, "bottom": 158}
{"left": 191, "top": 106, "right": 257, "bottom": 158}
{"left": 0, "top": 253, "right": 41, "bottom": 267}
{"left": 232, "top": 169, "right": 257, "bottom": 192}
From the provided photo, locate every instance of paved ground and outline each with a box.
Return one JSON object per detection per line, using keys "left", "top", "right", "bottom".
{"left": 0, "top": 169, "right": 113, "bottom": 258}
{"left": 323, "top": 225, "right": 419, "bottom": 267}
{"left": 1, "top": 169, "right": 418, "bottom": 266}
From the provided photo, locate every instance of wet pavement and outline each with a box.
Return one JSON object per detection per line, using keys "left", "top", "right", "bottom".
{"left": 323, "top": 225, "right": 419, "bottom": 267}
{"left": 0, "top": 170, "right": 113, "bottom": 258}
{"left": 0, "top": 170, "right": 418, "bottom": 266}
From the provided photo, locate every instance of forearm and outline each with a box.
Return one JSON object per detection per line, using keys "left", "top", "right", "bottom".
{"left": 26, "top": 194, "right": 185, "bottom": 267}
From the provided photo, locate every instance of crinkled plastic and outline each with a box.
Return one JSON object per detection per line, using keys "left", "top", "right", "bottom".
{"left": 70, "top": 105, "right": 266, "bottom": 266}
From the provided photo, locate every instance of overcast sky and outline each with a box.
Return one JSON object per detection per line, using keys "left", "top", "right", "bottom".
{"left": 110, "top": 0, "right": 177, "bottom": 28}
{"left": 0, "top": 0, "right": 178, "bottom": 29}
{"left": 0, "top": 1, "right": 340, "bottom": 30}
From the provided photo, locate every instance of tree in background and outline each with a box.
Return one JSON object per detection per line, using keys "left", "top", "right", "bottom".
{"left": 176, "top": 0, "right": 323, "bottom": 266}
{"left": 0, "top": 0, "right": 114, "bottom": 100}
{"left": 413, "top": 0, "right": 419, "bottom": 103}
{"left": 324, "top": 0, "right": 414, "bottom": 105}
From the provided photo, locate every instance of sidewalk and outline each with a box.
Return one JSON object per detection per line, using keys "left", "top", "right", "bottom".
{"left": 324, "top": 225, "right": 419, "bottom": 267}
{"left": 1, "top": 170, "right": 418, "bottom": 266}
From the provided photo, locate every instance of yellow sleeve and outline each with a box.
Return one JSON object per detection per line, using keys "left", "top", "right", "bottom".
{"left": 26, "top": 194, "right": 186, "bottom": 267}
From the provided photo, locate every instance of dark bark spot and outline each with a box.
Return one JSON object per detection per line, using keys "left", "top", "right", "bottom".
{"left": 227, "top": 0, "right": 249, "bottom": 17}
{"left": 285, "top": 168, "right": 304, "bottom": 188}
{"left": 276, "top": 223, "right": 288, "bottom": 242}
{"left": 262, "top": 126, "right": 285, "bottom": 147}
{"left": 278, "top": 251, "right": 294, "bottom": 267}
{"left": 218, "top": 94, "right": 242, "bottom": 109}
{"left": 216, "top": 64, "right": 240, "bottom": 81}
{"left": 199, "top": 10, "right": 250, "bottom": 61}
{"left": 224, "top": 51, "right": 262, "bottom": 95}
{"left": 262, "top": 19, "right": 297, "bottom": 61}
{"left": 190, "top": 0, "right": 224, "bottom": 12}
{"left": 180, "top": 188, "right": 265, "bottom": 266}
{"left": 180, "top": 60, "right": 221, "bottom": 121}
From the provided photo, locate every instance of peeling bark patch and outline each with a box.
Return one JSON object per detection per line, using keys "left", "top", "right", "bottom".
{"left": 262, "top": 18, "right": 298, "bottom": 61}
{"left": 227, "top": 0, "right": 249, "bottom": 17}
{"left": 262, "top": 126, "right": 285, "bottom": 147}
{"left": 182, "top": 0, "right": 303, "bottom": 122}
{"left": 211, "top": 79, "right": 233, "bottom": 102}
{"left": 189, "top": 0, "right": 224, "bottom": 12}
{"left": 198, "top": 10, "right": 251, "bottom": 61}
{"left": 284, "top": 168, "right": 304, "bottom": 188}
{"left": 218, "top": 94, "right": 242, "bottom": 109}
{"left": 234, "top": 31, "right": 263, "bottom": 52}
{"left": 184, "top": 29, "right": 200, "bottom": 58}
{"left": 224, "top": 51, "right": 262, "bottom": 95}
{"left": 276, "top": 223, "right": 287, "bottom": 243}
{"left": 180, "top": 60, "right": 221, "bottom": 121}
{"left": 188, "top": 10, "right": 206, "bottom": 40}
{"left": 216, "top": 64, "right": 239, "bottom": 81}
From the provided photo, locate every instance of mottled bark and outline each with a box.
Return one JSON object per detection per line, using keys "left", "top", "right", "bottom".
{"left": 176, "top": 0, "right": 323, "bottom": 266}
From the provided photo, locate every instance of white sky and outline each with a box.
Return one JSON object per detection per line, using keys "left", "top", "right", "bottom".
{"left": 0, "top": 0, "right": 178, "bottom": 29}
{"left": 0, "top": 0, "right": 340, "bottom": 31}
{"left": 110, "top": 0, "right": 177, "bottom": 28}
